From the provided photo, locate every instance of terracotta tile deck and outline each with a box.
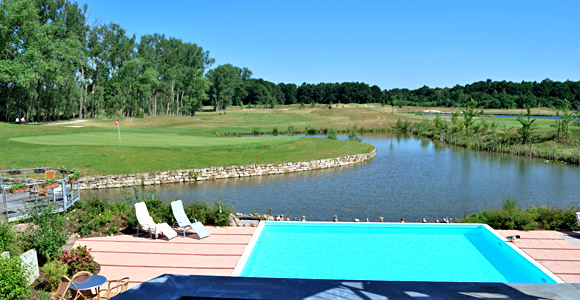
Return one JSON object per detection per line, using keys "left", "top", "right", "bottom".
{"left": 74, "top": 226, "right": 256, "bottom": 289}
{"left": 497, "top": 230, "right": 580, "bottom": 283}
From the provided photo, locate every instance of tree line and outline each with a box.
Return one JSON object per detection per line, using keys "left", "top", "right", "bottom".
{"left": 1, "top": 0, "right": 580, "bottom": 123}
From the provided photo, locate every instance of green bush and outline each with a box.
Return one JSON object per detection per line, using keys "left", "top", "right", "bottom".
{"left": 25, "top": 206, "right": 69, "bottom": 265}
{"left": 0, "top": 256, "right": 32, "bottom": 300}
{"left": 183, "top": 200, "right": 233, "bottom": 226}
{"left": 41, "top": 260, "right": 68, "bottom": 291}
{"left": 460, "top": 198, "right": 580, "bottom": 231}
{"left": 143, "top": 198, "right": 174, "bottom": 224}
{"left": 0, "top": 221, "right": 18, "bottom": 255}
{"left": 327, "top": 128, "right": 337, "bottom": 140}
{"left": 306, "top": 126, "right": 318, "bottom": 135}
{"left": 347, "top": 126, "right": 362, "bottom": 142}
{"left": 68, "top": 197, "right": 132, "bottom": 237}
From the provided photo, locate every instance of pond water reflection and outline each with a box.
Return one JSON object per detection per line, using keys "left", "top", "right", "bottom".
{"left": 85, "top": 135, "right": 580, "bottom": 222}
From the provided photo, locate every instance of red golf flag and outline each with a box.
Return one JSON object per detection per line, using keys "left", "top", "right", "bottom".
{"left": 115, "top": 119, "right": 119, "bottom": 125}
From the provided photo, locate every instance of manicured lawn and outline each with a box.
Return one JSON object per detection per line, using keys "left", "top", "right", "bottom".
{"left": 0, "top": 109, "right": 376, "bottom": 176}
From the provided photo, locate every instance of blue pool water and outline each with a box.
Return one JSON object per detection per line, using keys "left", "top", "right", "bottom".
{"left": 235, "top": 222, "right": 560, "bottom": 283}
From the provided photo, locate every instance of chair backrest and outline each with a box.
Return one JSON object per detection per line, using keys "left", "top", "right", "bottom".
{"left": 71, "top": 271, "right": 92, "bottom": 281}
{"left": 99, "top": 277, "right": 129, "bottom": 300}
{"left": 135, "top": 202, "right": 154, "bottom": 226}
{"left": 53, "top": 276, "right": 72, "bottom": 299}
{"left": 119, "top": 276, "right": 130, "bottom": 292}
{"left": 171, "top": 200, "right": 190, "bottom": 225}
{"left": 45, "top": 170, "right": 56, "bottom": 180}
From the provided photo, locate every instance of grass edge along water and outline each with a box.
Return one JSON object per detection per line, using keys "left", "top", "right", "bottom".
{"left": 233, "top": 222, "right": 562, "bottom": 283}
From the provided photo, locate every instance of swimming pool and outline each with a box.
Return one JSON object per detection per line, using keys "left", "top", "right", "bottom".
{"left": 233, "top": 222, "right": 561, "bottom": 283}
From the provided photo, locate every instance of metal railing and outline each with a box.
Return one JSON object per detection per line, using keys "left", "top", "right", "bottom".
{"left": 0, "top": 168, "right": 81, "bottom": 222}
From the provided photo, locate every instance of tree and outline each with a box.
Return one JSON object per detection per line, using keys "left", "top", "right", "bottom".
{"left": 462, "top": 99, "right": 478, "bottom": 135}
{"left": 517, "top": 107, "right": 537, "bottom": 144}
{"left": 279, "top": 83, "right": 297, "bottom": 104}
{"left": 206, "top": 64, "right": 247, "bottom": 111}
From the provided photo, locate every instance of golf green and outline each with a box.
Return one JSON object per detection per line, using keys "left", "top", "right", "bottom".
{"left": 11, "top": 132, "right": 297, "bottom": 148}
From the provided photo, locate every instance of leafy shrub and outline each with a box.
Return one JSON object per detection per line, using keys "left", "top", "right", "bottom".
{"left": 55, "top": 245, "right": 98, "bottom": 276}
{"left": 0, "top": 256, "right": 31, "bottom": 300}
{"left": 272, "top": 127, "right": 279, "bottom": 136}
{"left": 0, "top": 221, "right": 18, "bottom": 255}
{"left": 305, "top": 126, "right": 318, "bottom": 135}
{"left": 251, "top": 126, "right": 260, "bottom": 135}
{"left": 460, "top": 198, "right": 580, "bottom": 231}
{"left": 395, "top": 118, "right": 413, "bottom": 131}
{"left": 68, "top": 197, "right": 131, "bottom": 237}
{"left": 42, "top": 260, "right": 68, "bottom": 291}
{"left": 347, "top": 126, "right": 362, "bottom": 142}
{"left": 143, "top": 199, "right": 174, "bottom": 224}
{"left": 104, "top": 224, "right": 120, "bottom": 236}
{"left": 183, "top": 200, "right": 234, "bottom": 226}
{"left": 287, "top": 125, "right": 295, "bottom": 135}
{"left": 327, "top": 128, "right": 337, "bottom": 140}
{"left": 25, "top": 206, "right": 69, "bottom": 265}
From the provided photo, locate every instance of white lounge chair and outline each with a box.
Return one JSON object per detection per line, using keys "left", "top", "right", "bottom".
{"left": 171, "top": 200, "right": 210, "bottom": 239}
{"left": 134, "top": 202, "right": 177, "bottom": 240}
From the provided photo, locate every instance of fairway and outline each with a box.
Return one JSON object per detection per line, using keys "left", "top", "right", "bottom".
{"left": 11, "top": 132, "right": 296, "bottom": 148}
{"left": 0, "top": 114, "right": 373, "bottom": 176}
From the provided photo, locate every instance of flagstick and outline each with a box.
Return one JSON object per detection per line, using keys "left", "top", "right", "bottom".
{"left": 117, "top": 123, "right": 121, "bottom": 143}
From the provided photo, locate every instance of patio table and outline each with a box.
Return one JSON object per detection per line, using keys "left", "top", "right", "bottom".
{"left": 70, "top": 274, "right": 107, "bottom": 298}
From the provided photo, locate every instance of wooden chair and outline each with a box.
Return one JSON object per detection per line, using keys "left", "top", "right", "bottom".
{"left": 49, "top": 276, "right": 71, "bottom": 300}
{"left": 44, "top": 170, "right": 56, "bottom": 181}
{"left": 97, "top": 277, "right": 130, "bottom": 300}
{"left": 31, "top": 171, "right": 57, "bottom": 202}
{"left": 50, "top": 276, "right": 88, "bottom": 300}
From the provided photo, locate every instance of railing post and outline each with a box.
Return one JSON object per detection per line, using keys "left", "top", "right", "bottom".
{"left": 62, "top": 181, "right": 68, "bottom": 210}
{"left": 0, "top": 173, "right": 7, "bottom": 220}
{"left": 76, "top": 181, "right": 80, "bottom": 203}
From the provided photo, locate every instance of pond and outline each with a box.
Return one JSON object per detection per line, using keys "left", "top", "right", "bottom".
{"left": 85, "top": 135, "right": 580, "bottom": 222}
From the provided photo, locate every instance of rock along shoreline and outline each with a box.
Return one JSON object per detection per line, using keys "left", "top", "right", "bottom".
{"left": 78, "top": 149, "right": 376, "bottom": 190}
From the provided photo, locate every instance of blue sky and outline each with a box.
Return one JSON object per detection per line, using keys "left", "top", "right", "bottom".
{"left": 78, "top": 0, "right": 580, "bottom": 90}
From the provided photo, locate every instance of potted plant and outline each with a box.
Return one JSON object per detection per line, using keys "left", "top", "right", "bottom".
{"left": 9, "top": 183, "right": 27, "bottom": 193}
{"left": 34, "top": 167, "right": 47, "bottom": 173}
{"left": 42, "top": 179, "right": 58, "bottom": 189}
{"left": 66, "top": 169, "right": 81, "bottom": 183}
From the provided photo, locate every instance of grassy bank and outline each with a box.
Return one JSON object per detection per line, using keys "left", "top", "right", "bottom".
{"left": 392, "top": 107, "right": 580, "bottom": 164}
{"left": 0, "top": 108, "right": 378, "bottom": 176}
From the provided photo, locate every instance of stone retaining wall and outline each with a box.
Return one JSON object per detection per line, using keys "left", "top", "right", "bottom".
{"left": 79, "top": 149, "right": 376, "bottom": 190}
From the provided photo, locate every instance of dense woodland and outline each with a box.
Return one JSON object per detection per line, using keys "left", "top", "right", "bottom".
{"left": 1, "top": 0, "right": 580, "bottom": 123}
